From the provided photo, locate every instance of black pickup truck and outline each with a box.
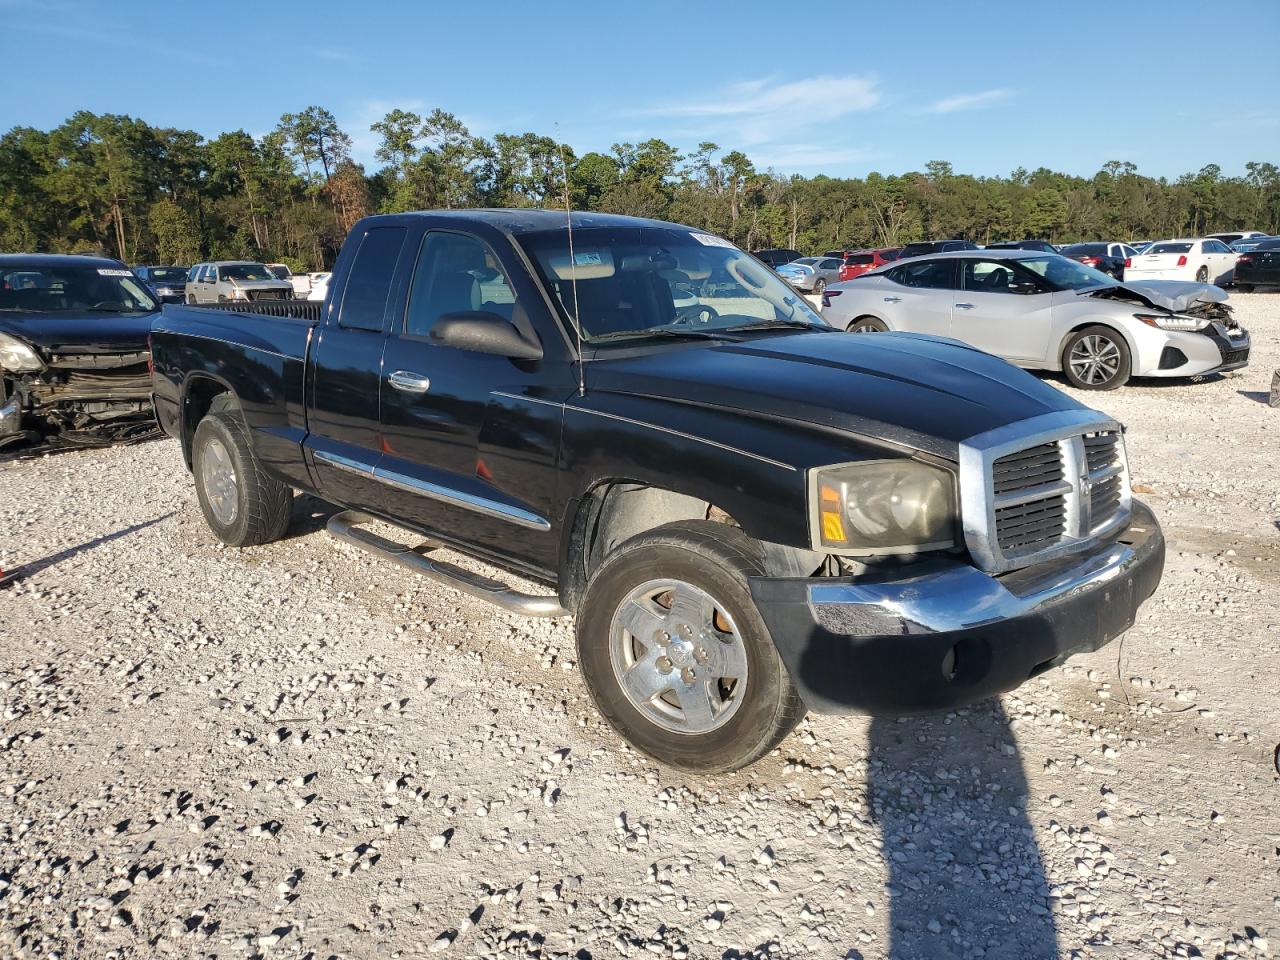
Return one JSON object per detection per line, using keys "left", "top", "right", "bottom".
{"left": 151, "top": 210, "right": 1165, "bottom": 772}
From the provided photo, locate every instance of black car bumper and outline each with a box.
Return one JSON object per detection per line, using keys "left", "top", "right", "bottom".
{"left": 750, "top": 500, "right": 1164, "bottom": 714}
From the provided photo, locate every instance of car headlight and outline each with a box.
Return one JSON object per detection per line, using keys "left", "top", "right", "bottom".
{"left": 0, "top": 333, "right": 45, "bottom": 373}
{"left": 1134, "top": 312, "right": 1208, "bottom": 332}
{"left": 229, "top": 287, "right": 247, "bottom": 299}
{"left": 810, "top": 459, "right": 958, "bottom": 554}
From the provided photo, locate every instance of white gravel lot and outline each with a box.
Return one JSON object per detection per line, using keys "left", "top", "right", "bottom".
{"left": 1, "top": 294, "right": 1277, "bottom": 960}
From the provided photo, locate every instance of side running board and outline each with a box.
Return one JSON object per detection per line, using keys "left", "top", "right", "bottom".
{"left": 326, "top": 510, "right": 568, "bottom": 618}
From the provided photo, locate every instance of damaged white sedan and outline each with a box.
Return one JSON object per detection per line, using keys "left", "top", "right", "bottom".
{"left": 821, "top": 249, "right": 1250, "bottom": 390}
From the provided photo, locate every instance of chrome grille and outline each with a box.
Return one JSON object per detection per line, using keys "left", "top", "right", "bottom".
{"left": 959, "top": 411, "right": 1132, "bottom": 574}
{"left": 1083, "top": 432, "right": 1124, "bottom": 529}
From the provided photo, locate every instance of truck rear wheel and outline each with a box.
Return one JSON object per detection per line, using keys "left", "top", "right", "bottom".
{"left": 192, "top": 409, "right": 292, "bottom": 546}
{"left": 576, "top": 520, "right": 805, "bottom": 772}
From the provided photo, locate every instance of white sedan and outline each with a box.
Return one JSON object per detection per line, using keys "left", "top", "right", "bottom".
{"left": 1124, "top": 238, "right": 1238, "bottom": 285}
{"left": 821, "top": 250, "right": 1250, "bottom": 390}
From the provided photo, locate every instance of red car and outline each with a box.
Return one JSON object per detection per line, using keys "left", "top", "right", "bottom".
{"left": 838, "top": 248, "right": 901, "bottom": 282}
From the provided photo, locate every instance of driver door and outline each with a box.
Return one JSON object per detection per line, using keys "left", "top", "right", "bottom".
{"left": 375, "top": 228, "right": 572, "bottom": 571}
{"left": 952, "top": 258, "right": 1054, "bottom": 362}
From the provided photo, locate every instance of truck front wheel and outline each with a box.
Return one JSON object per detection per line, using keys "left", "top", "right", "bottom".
{"left": 576, "top": 520, "right": 806, "bottom": 772}
{"left": 192, "top": 409, "right": 292, "bottom": 546}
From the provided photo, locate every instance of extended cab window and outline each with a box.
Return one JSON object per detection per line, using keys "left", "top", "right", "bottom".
{"left": 339, "top": 226, "right": 407, "bottom": 330}
{"left": 404, "top": 232, "right": 517, "bottom": 338}
{"left": 888, "top": 259, "right": 956, "bottom": 289}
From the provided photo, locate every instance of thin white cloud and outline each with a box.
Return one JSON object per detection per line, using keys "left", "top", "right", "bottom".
{"left": 639, "top": 75, "right": 880, "bottom": 120}
{"left": 925, "top": 89, "right": 1012, "bottom": 114}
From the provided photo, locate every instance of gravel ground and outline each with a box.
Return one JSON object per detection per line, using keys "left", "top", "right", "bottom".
{"left": 1, "top": 294, "right": 1278, "bottom": 960}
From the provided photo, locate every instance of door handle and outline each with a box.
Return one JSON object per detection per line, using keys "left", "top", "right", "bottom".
{"left": 883, "top": 296, "right": 901, "bottom": 303}
{"left": 388, "top": 370, "right": 431, "bottom": 394}
{"left": 954, "top": 303, "right": 975, "bottom": 310}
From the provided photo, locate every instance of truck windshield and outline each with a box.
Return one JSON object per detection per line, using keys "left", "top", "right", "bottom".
{"left": 519, "top": 227, "right": 827, "bottom": 343}
{"left": 1015, "top": 255, "right": 1117, "bottom": 291}
{"left": 221, "top": 264, "right": 276, "bottom": 282}
{"left": 0, "top": 264, "right": 157, "bottom": 314}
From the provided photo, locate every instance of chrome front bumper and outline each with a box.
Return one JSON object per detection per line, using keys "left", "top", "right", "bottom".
{"left": 750, "top": 500, "right": 1164, "bottom": 714}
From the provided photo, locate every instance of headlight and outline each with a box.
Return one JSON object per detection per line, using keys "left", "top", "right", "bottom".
{"left": 1134, "top": 312, "right": 1207, "bottom": 332}
{"left": 810, "top": 459, "right": 958, "bottom": 554}
{"left": 229, "top": 287, "right": 247, "bottom": 300}
{"left": 0, "top": 333, "right": 45, "bottom": 373}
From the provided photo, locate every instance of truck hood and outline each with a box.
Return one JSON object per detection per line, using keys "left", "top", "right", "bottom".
{"left": 588, "top": 331, "right": 1088, "bottom": 459}
{"left": 1087, "top": 280, "right": 1226, "bottom": 312}
{"left": 228, "top": 281, "right": 293, "bottom": 291}
{"left": 0, "top": 311, "right": 157, "bottom": 354}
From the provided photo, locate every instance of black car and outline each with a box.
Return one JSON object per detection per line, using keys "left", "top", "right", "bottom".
{"left": 751, "top": 248, "right": 803, "bottom": 269}
{"left": 985, "top": 239, "right": 1057, "bottom": 253}
{"left": 1058, "top": 242, "right": 1134, "bottom": 280}
{"left": 1234, "top": 238, "right": 1280, "bottom": 291}
{"left": 897, "top": 240, "right": 979, "bottom": 258}
{"left": 134, "top": 264, "right": 192, "bottom": 303}
{"left": 150, "top": 209, "right": 1165, "bottom": 773}
{"left": 0, "top": 254, "right": 158, "bottom": 444}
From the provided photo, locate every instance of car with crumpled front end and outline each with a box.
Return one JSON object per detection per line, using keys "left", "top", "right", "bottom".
{"left": 1, "top": 254, "right": 157, "bottom": 445}
{"left": 822, "top": 249, "right": 1249, "bottom": 389}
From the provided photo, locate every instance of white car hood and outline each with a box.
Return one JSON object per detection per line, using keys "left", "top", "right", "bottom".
{"left": 1087, "top": 280, "right": 1226, "bottom": 312}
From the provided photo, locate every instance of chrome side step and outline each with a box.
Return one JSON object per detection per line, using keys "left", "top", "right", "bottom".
{"left": 326, "top": 510, "right": 569, "bottom": 618}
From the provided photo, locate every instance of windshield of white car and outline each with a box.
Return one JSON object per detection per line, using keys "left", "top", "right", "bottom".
{"left": 520, "top": 226, "right": 828, "bottom": 344}
{"left": 1014, "top": 255, "right": 1117, "bottom": 291}
{"left": 0, "top": 265, "right": 157, "bottom": 313}
{"left": 221, "top": 264, "right": 276, "bottom": 282}
{"left": 1146, "top": 242, "right": 1193, "bottom": 255}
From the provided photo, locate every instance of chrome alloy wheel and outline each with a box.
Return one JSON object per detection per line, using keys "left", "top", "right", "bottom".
{"left": 1068, "top": 334, "right": 1122, "bottom": 386}
{"left": 850, "top": 321, "right": 883, "bottom": 333}
{"left": 201, "top": 437, "right": 239, "bottom": 525}
{"left": 608, "top": 579, "right": 749, "bottom": 735}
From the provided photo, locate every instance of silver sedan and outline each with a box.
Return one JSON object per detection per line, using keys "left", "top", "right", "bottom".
{"left": 775, "top": 256, "right": 843, "bottom": 294}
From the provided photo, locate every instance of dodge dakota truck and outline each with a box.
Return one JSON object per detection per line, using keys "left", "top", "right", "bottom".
{"left": 150, "top": 210, "right": 1165, "bottom": 772}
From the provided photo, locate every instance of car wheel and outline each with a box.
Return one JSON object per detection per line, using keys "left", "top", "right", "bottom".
{"left": 847, "top": 316, "right": 888, "bottom": 333}
{"left": 1236, "top": 283, "right": 1254, "bottom": 293}
{"left": 576, "top": 520, "right": 806, "bottom": 773}
{"left": 186, "top": 295, "right": 197, "bottom": 305}
{"left": 813, "top": 278, "right": 826, "bottom": 295}
{"left": 1062, "top": 326, "right": 1131, "bottom": 391}
{"left": 1195, "top": 266, "right": 1209, "bottom": 283}
{"left": 192, "top": 406, "right": 293, "bottom": 547}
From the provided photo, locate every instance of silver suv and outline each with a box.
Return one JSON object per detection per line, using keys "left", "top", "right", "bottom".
{"left": 185, "top": 261, "right": 295, "bottom": 304}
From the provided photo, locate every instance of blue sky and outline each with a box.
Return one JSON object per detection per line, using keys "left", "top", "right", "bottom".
{"left": 3, "top": 0, "right": 1278, "bottom": 180}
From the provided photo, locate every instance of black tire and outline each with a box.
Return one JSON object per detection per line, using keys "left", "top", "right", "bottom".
{"left": 186, "top": 294, "right": 197, "bottom": 305}
{"left": 217, "top": 294, "right": 228, "bottom": 303}
{"left": 847, "top": 316, "right": 888, "bottom": 333}
{"left": 813, "top": 278, "right": 826, "bottom": 295}
{"left": 1195, "top": 266, "right": 1209, "bottom": 283}
{"left": 1236, "top": 283, "right": 1254, "bottom": 293}
{"left": 192, "top": 408, "right": 292, "bottom": 546}
{"left": 576, "top": 520, "right": 806, "bottom": 773}
{"left": 1061, "top": 325, "right": 1132, "bottom": 390}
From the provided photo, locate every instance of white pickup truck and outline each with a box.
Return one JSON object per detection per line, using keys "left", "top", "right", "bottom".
{"left": 266, "top": 263, "right": 312, "bottom": 298}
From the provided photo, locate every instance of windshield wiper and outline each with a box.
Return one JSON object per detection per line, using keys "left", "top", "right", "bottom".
{"left": 590, "top": 327, "right": 741, "bottom": 344}
{"left": 722, "top": 318, "right": 828, "bottom": 333}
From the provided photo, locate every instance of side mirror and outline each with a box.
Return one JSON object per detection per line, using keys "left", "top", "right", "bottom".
{"left": 431, "top": 310, "right": 543, "bottom": 360}
{"left": 1009, "top": 280, "right": 1040, "bottom": 295}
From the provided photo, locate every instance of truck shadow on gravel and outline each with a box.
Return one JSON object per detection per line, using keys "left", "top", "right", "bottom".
{"left": 864, "top": 703, "right": 1058, "bottom": 960}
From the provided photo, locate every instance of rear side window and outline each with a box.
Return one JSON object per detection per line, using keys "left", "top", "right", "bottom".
{"left": 819, "top": 258, "right": 842, "bottom": 270}
{"left": 339, "top": 226, "right": 407, "bottom": 330}
{"left": 888, "top": 259, "right": 957, "bottom": 289}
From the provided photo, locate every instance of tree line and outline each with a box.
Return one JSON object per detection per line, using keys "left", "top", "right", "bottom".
{"left": 2, "top": 106, "right": 1277, "bottom": 270}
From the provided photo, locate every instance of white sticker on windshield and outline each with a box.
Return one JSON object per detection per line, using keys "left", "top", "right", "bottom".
{"left": 574, "top": 251, "right": 603, "bottom": 266}
{"left": 689, "top": 232, "right": 737, "bottom": 249}
{"left": 97, "top": 268, "right": 133, "bottom": 277}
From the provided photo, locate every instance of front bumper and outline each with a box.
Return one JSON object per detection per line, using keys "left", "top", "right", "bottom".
{"left": 1134, "top": 323, "right": 1250, "bottom": 378}
{"left": 750, "top": 500, "right": 1164, "bottom": 714}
